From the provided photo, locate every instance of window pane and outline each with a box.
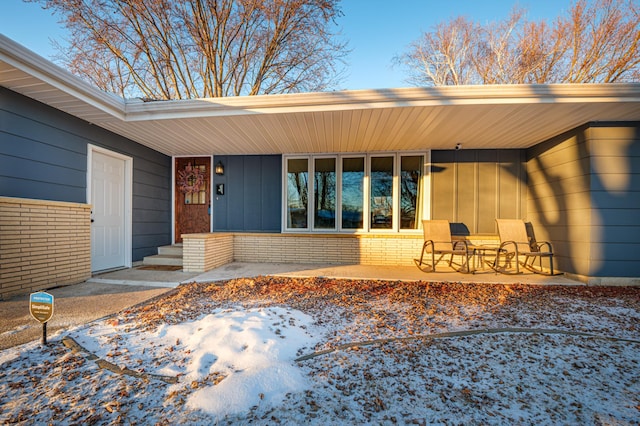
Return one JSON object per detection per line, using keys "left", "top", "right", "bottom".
{"left": 287, "top": 158, "right": 308, "bottom": 228}
{"left": 401, "top": 156, "right": 423, "bottom": 229}
{"left": 370, "top": 156, "right": 394, "bottom": 229}
{"left": 314, "top": 158, "right": 336, "bottom": 229}
{"left": 341, "top": 157, "right": 364, "bottom": 229}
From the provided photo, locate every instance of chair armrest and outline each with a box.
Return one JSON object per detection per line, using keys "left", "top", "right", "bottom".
{"left": 532, "top": 241, "right": 553, "bottom": 253}
{"left": 498, "top": 240, "right": 521, "bottom": 255}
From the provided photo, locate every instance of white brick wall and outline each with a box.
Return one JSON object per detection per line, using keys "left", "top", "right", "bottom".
{"left": 183, "top": 233, "right": 234, "bottom": 272}
{"left": 183, "top": 233, "right": 425, "bottom": 268}
{"left": 182, "top": 232, "right": 501, "bottom": 273}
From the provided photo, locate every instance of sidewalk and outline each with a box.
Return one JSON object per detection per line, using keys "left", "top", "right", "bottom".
{"left": 0, "top": 282, "right": 171, "bottom": 350}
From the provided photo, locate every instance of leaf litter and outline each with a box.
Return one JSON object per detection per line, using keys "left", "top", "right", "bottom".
{"left": 1, "top": 277, "right": 639, "bottom": 425}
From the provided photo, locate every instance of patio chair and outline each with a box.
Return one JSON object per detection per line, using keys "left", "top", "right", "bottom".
{"left": 414, "top": 220, "right": 472, "bottom": 273}
{"left": 493, "top": 219, "right": 555, "bottom": 275}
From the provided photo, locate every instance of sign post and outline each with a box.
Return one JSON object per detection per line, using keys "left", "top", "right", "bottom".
{"left": 29, "top": 291, "right": 54, "bottom": 345}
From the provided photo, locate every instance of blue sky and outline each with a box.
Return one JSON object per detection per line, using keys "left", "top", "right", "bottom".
{"left": 1, "top": 0, "right": 577, "bottom": 91}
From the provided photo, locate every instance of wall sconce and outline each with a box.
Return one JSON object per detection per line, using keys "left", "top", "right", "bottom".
{"left": 215, "top": 161, "right": 224, "bottom": 175}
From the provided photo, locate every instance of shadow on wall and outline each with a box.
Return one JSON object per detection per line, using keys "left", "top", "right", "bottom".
{"left": 526, "top": 123, "right": 640, "bottom": 278}
{"left": 588, "top": 125, "right": 640, "bottom": 277}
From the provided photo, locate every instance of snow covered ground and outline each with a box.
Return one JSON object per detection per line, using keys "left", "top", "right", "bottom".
{"left": 1, "top": 278, "right": 639, "bottom": 425}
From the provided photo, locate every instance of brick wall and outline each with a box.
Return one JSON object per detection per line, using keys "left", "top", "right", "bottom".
{"left": 182, "top": 232, "right": 501, "bottom": 273}
{"left": 0, "top": 197, "right": 91, "bottom": 299}
{"left": 233, "top": 233, "right": 425, "bottom": 266}
{"left": 183, "top": 233, "right": 234, "bottom": 272}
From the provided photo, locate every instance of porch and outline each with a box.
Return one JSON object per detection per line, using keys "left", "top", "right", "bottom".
{"left": 89, "top": 260, "right": 583, "bottom": 288}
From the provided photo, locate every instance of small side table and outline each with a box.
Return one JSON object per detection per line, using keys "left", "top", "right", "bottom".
{"left": 470, "top": 245, "right": 500, "bottom": 272}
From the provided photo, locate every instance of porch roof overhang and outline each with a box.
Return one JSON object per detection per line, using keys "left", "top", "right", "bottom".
{"left": 2, "top": 34, "right": 640, "bottom": 157}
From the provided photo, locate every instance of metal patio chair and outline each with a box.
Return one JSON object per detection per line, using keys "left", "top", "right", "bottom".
{"left": 414, "top": 220, "right": 472, "bottom": 273}
{"left": 493, "top": 219, "right": 556, "bottom": 275}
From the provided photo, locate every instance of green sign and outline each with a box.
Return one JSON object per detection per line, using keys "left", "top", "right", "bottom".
{"left": 29, "top": 291, "right": 54, "bottom": 324}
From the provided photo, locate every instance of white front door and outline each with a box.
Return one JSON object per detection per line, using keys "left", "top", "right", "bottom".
{"left": 90, "top": 147, "right": 131, "bottom": 272}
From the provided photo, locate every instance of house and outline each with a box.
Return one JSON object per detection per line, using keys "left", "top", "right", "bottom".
{"left": 1, "top": 34, "right": 639, "bottom": 298}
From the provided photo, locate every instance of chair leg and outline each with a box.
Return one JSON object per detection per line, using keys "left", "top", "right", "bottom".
{"left": 415, "top": 245, "right": 424, "bottom": 266}
{"left": 414, "top": 243, "right": 429, "bottom": 270}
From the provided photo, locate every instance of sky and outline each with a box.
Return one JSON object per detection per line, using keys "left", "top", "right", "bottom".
{"left": 1, "top": 0, "right": 578, "bottom": 91}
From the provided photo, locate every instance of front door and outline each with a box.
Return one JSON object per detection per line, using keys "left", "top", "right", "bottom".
{"left": 91, "top": 148, "right": 129, "bottom": 271}
{"left": 175, "top": 157, "right": 211, "bottom": 242}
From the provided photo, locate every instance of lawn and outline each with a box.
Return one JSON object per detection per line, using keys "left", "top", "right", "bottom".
{"left": 1, "top": 278, "right": 639, "bottom": 425}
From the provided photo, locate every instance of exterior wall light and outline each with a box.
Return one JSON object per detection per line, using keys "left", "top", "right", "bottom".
{"left": 215, "top": 161, "right": 224, "bottom": 175}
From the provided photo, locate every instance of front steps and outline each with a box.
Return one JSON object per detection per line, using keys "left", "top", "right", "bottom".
{"left": 142, "top": 244, "right": 183, "bottom": 267}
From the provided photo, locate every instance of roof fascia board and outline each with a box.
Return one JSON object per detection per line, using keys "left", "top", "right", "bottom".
{"left": 3, "top": 33, "right": 639, "bottom": 125}
{"left": 124, "top": 83, "right": 640, "bottom": 122}
{"left": 0, "top": 34, "right": 125, "bottom": 119}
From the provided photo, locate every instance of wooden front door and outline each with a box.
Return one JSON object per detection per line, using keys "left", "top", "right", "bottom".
{"left": 175, "top": 157, "right": 211, "bottom": 243}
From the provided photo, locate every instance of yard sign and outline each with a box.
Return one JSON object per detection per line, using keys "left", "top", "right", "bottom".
{"left": 29, "top": 291, "right": 54, "bottom": 346}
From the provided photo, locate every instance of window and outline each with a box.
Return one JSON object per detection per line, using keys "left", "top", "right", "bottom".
{"left": 286, "top": 158, "right": 308, "bottom": 228}
{"left": 370, "top": 156, "right": 394, "bottom": 229}
{"left": 400, "top": 156, "right": 423, "bottom": 229}
{"left": 284, "top": 152, "right": 427, "bottom": 232}
{"left": 314, "top": 158, "right": 336, "bottom": 229}
{"left": 181, "top": 164, "right": 208, "bottom": 205}
{"left": 341, "top": 157, "right": 364, "bottom": 229}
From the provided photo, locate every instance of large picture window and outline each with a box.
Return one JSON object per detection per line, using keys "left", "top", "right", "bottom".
{"left": 284, "top": 153, "right": 427, "bottom": 232}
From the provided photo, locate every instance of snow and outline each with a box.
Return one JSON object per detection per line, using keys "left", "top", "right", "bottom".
{"left": 1, "top": 279, "right": 639, "bottom": 425}
{"left": 156, "top": 307, "right": 318, "bottom": 416}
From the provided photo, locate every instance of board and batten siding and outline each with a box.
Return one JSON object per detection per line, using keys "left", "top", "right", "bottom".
{"left": 212, "top": 155, "right": 281, "bottom": 232}
{"left": 527, "top": 122, "right": 640, "bottom": 281}
{"left": 430, "top": 150, "right": 527, "bottom": 235}
{"left": 0, "top": 87, "right": 172, "bottom": 262}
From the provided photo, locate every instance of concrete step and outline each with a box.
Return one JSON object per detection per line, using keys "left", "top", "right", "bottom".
{"left": 158, "top": 244, "right": 183, "bottom": 256}
{"left": 142, "top": 254, "right": 183, "bottom": 266}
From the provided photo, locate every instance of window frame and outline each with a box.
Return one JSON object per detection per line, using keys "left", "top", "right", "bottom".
{"left": 282, "top": 151, "right": 430, "bottom": 233}
{"left": 339, "top": 155, "right": 366, "bottom": 231}
{"left": 312, "top": 155, "right": 338, "bottom": 231}
{"left": 283, "top": 156, "right": 311, "bottom": 231}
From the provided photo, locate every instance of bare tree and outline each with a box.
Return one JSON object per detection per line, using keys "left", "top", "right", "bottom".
{"left": 33, "top": 0, "right": 347, "bottom": 99}
{"left": 398, "top": 0, "right": 640, "bottom": 85}
{"left": 402, "top": 16, "right": 478, "bottom": 86}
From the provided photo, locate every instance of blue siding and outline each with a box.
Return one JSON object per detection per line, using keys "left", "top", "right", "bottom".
{"left": 0, "top": 87, "right": 172, "bottom": 261}
{"left": 213, "top": 155, "right": 281, "bottom": 232}
{"left": 526, "top": 122, "right": 640, "bottom": 278}
{"left": 588, "top": 123, "right": 640, "bottom": 277}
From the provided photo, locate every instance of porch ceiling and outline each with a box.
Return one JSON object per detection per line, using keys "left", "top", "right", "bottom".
{"left": 3, "top": 35, "right": 640, "bottom": 157}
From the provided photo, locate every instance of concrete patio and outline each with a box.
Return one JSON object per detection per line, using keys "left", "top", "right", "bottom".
{"left": 87, "top": 262, "right": 584, "bottom": 288}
